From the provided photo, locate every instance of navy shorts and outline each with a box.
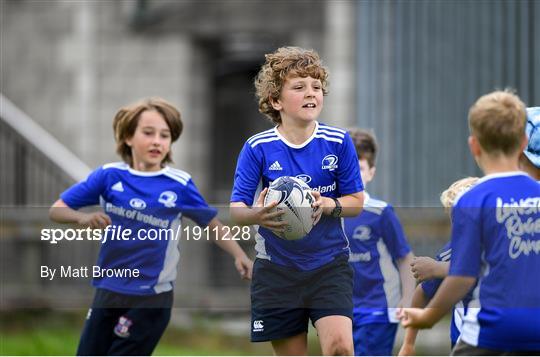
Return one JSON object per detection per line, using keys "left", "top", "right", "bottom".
{"left": 250, "top": 255, "right": 353, "bottom": 342}
{"left": 353, "top": 322, "right": 398, "bottom": 356}
{"left": 76, "top": 288, "right": 173, "bottom": 356}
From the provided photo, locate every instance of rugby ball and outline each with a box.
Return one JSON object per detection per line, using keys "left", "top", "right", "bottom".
{"left": 263, "top": 176, "right": 316, "bottom": 240}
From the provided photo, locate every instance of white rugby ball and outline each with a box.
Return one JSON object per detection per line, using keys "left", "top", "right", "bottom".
{"left": 263, "top": 176, "right": 316, "bottom": 240}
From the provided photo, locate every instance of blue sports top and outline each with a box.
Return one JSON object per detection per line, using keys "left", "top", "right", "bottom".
{"left": 230, "top": 122, "right": 364, "bottom": 271}
{"left": 343, "top": 193, "right": 411, "bottom": 324}
{"left": 61, "top": 162, "right": 217, "bottom": 295}
{"left": 449, "top": 172, "right": 540, "bottom": 351}
{"left": 421, "top": 241, "right": 472, "bottom": 346}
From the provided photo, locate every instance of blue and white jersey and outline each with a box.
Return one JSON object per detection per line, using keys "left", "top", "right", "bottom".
{"left": 231, "top": 122, "right": 364, "bottom": 271}
{"left": 61, "top": 162, "right": 217, "bottom": 296}
{"left": 449, "top": 172, "right": 540, "bottom": 351}
{"left": 421, "top": 242, "right": 472, "bottom": 346}
{"left": 343, "top": 193, "right": 411, "bottom": 324}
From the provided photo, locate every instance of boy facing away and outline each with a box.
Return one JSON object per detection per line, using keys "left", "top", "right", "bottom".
{"left": 399, "top": 91, "right": 540, "bottom": 355}
{"left": 344, "top": 129, "right": 415, "bottom": 356}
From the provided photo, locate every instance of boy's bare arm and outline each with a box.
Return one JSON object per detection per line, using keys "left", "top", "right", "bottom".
{"left": 338, "top": 191, "right": 364, "bottom": 217}
{"left": 397, "top": 252, "right": 416, "bottom": 308}
{"left": 411, "top": 256, "right": 450, "bottom": 282}
{"left": 207, "top": 218, "right": 253, "bottom": 280}
{"left": 49, "top": 199, "right": 111, "bottom": 229}
{"left": 230, "top": 188, "right": 286, "bottom": 230}
{"left": 313, "top": 191, "right": 364, "bottom": 217}
{"left": 400, "top": 276, "right": 476, "bottom": 329}
{"left": 398, "top": 285, "right": 429, "bottom": 356}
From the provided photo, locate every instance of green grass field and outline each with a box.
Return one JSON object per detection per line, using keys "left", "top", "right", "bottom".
{"left": 0, "top": 310, "right": 277, "bottom": 355}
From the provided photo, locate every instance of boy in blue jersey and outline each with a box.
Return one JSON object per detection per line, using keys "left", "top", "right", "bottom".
{"left": 519, "top": 107, "right": 540, "bottom": 181}
{"left": 50, "top": 97, "right": 253, "bottom": 355}
{"left": 343, "top": 128, "right": 415, "bottom": 356}
{"left": 398, "top": 177, "right": 478, "bottom": 356}
{"left": 399, "top": 91, "right": 540, "bottom": 354}
{"left": 230, "top": 47, "right": 364, "bottom": 355}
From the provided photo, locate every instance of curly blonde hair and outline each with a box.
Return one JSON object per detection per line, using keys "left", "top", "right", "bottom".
{"left": 254, "top": 46, "right": 329, "bottom": 125}
{"left": 440, "top": 177, "right": 479, "bottom": 210}
{"left": 113, "top": 97, "right": 183, "bottom": 166}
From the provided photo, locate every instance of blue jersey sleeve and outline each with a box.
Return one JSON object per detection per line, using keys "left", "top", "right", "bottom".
{"left": 60, "top": 167, "right": 106, "bottom": 209}
{"left": 449, "top": 202, "right": 482, "bottom": 277}
{"left": 180, "top": 179, "right": 218, "bottom": 227}
{"left": 420, "top": 241, "right": 451, "bottom": 300}
{"left": 230, "top": 142, "right": 263, "bottom": 205}
{"left": 421, "top": 278, "right": 443, "bottom": 300}
{"left": 380, "top": 206, "right": 411, "bottom": 259}
{"left": 337, "top": 133, "right": 364, "bottom": 195}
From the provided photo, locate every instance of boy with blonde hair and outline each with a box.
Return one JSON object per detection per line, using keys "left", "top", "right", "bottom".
{"left": 344, "top": 128, "right": 415, "bottom": 356}
{"left": 399, "top": 90, "right": 540, "bottom": 354}
{"left": 398, "top": 177, "right": 478, "bottom": 356}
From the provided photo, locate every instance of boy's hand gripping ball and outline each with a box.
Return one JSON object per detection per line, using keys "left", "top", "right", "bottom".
{"left": 263, "top": 176, "right": 316, "bottom": 240}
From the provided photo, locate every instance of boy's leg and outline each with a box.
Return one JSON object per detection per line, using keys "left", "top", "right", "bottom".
{"left": 77, "top": 290, "right": 123, "bottom": 355}
{"left": 250, "top": 259, "right": 310, "bottom": 344}
{"left": 106, "top": 290, "right": 173, "bottom": 355}
{"left": 309, "top": 255, "right": 355, "bottom": 356}
{"left": 353, "top": 322, "right": 398, "bottom": 356}
{"left": 106, "top": 307, "right": 172, "bottom": 355}
{"left": 314, "top": 315, "right": 354, "bottom": 356}
{"left": 271, "top": 332, "right": 308, "bottom": 356}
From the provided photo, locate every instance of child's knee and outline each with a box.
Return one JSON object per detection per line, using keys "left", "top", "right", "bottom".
{"left": 323, "top": 335, "right": 353, "bottom": 356}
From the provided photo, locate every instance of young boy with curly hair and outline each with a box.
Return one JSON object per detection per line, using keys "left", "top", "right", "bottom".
{"left": 230, "top": 47, "right": 364, "bottom": 355}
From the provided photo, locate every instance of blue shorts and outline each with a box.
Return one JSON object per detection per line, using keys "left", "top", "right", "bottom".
{"left": 76, "top": 288, "right": 173, "bottom": 356}
{"left": 353, "top": 322, "right": 398, "bottom": 356}
{"left": 250, "top": 255, "right": 353, "bottom": 342}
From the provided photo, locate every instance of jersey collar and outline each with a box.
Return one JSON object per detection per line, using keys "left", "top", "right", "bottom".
{"left": 274, "top": 121, "right": 319, "bottom": 149}
{"left": 476, "top": 171, "right": 529, "bottom": 185}
{"left": 128, "top": 166, "right": 170, "bottom": 177}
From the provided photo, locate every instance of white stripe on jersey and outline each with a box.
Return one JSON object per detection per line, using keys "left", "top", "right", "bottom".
{"left": 316, "top": 128, "right": 345, "bottom": 138}
{"left": 251, "top": 136, "right": 280, "bottom": 148}
{"left": 247, "top": 128, "right": 275, "bottom": 144}
{"left": 103, "top": 162, "right": 129, "bottom": 170}
{"left": 453, "top": 301, "right": 466, "bottom": 335}
{"left": 439, "top": 249, "right": 452, "bottom": 261}
{"left": 155, "top": 213, "right": 182, "bottom": 293}
{"left": 460, "top": 256, "right": 489, "bottom": 347}
{"left": 169, "top": 168, "right": 191, "bottom": 181}
{"left": 377, "top": 238, "right": 401, "bottom": 322}
{"left": 254, "top": 232, "right": 271, "bottom": 260}
{"left": 319, "top": 124, "right": 346, "bottom": 134}
{"left": 461, "top": 306, "right": 481, "bottom": 347}
{"left": 164, "top": 172, "right": 189, "bottom": 186}
{"left": 363, "top": 206, "right": 384, "bottom": 215}
{"left": 314, "top": 134, "right": 343, "bottom": 144}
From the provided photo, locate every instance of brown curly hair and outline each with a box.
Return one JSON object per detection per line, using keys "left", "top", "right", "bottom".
{"left": 254, "top": 46, "right": 329, "bottom": 125}
{"left": 113, "top": 97, "right": 183, "bottom": 167}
